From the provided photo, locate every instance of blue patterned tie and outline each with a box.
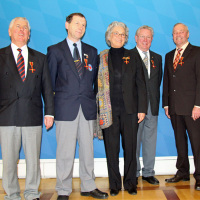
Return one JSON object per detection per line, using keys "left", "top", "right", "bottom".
{"left": 73, "top": 43, "right": 82, "bottom": 78}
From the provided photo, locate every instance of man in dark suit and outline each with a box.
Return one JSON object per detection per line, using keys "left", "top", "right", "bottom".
{"left": 132, "top": 25, "right": 162, "bottom": 185}
{"left": 163, "top": 23, "right": 200, "bottom": 191}
{"left": 47, "top": 13, "right": 108, "bottom": 200}
{"left": 0, "top": 17, "right": 54, "bottom": 200}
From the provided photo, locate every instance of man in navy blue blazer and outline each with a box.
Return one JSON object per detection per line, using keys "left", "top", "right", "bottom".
{"left": 47, "top": 13, "right": 108, "bottom": 200}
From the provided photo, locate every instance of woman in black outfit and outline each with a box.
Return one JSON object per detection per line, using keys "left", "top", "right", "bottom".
{"left": 97, "top": 21, "right": 147, "bottom": 196}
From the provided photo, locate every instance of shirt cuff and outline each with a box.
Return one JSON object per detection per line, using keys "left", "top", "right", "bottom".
{"left": 45, "top": 115, "right": 54, "bottom": 119}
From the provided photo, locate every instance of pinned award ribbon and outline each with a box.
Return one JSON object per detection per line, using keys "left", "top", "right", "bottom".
{"left": 151, "top": 60, "right": 156, "bottom": 68}
{"left": 29, "top": 62, "right": 36, "bottom": 73}
{"left": 84, "top": 53, "right": 93, "bottom": 71}
{"left": 179, "top": 57, "right": 184, "bottom": 66}
{"left": 122, "top": 56, "right": 130, "bottom": 64}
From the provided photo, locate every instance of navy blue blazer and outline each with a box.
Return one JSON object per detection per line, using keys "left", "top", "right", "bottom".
{"left": 47, "top": 39, "right": 98, "bottom": 121}
{"left": 0, "top": 45, "right": 54, "bottom": 126}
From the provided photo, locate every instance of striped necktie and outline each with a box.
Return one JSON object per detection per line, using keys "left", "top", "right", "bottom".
{"left": 17, "top": 48, "right": 26, "bottom": 82}
{"left": 173, "top": 48, "right": 182, "bottom": 71}
{"left": 73, "top": 43, "right": 82, "bottom": 78}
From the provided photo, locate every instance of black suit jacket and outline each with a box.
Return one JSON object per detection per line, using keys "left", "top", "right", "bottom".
{"left": 162, "top": 43, "right": 200, "bottom": 115}
{"left": 108, "top": 48, "right": 147, "bottom": 114}
{"left": 47, "top": 39, "right": 98, "bottom": 121}
{"left": 132, "top": 47, "right": 162, "bottom": 116}
{"left": 0, "top": 45, "right": 54, "bottom": 126}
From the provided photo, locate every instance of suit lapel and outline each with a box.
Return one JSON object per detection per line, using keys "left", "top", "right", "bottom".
{"left": 169, "top": 49, "right": 175, "bottom": 72}
{"left": 81, "top": 42, "right": 89, "bottom": 79}
{"left": 149, "top": 51, "right": 157, "bottom": 78}
{"left": 134, "top": 47, "right": 149, "bottom": 79}
{"left": 61, "top": 40, "right": 80, "bottom": 80}
{"left": 181, "top": 43, "right": 192, "bottom": 60}
{"left": 5, "top": 45, "right": 25, "bottom": 84}
{"left": 26, "top": 48, "right": 38, "bottom": 83}
{"left": 176, "top": 43, "right": 192, "bottom": 72}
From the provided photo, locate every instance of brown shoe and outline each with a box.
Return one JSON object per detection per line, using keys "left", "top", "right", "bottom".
{"left": 165, "top": 174, "right": 190, "bottom": 183}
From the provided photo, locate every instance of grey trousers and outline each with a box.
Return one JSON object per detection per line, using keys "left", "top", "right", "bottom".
{"left": 55, "top": 106, "right": 96, "bottom": 196}
{"left": 0, "top": 126, "right": 42, "bottom": 200}
{"left": 136, "top": 104, "right": 158, "bottom": 177}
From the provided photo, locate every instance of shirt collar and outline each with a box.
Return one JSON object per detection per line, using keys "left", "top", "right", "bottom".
{"left": 176, "top": 41, "right": 189, "bottom": 52}
{"left": 66, "top": 37, "right": 81, "bottom": 47}
{"left": 11, "top": 42, "right": 28, "bottom": 52}
{"left": 136, "top": 46, "right": 150, "bottom": 58}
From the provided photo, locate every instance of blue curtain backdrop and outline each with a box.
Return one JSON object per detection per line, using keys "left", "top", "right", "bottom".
{"left": 0, "top": 0, "right": 199, "bottom": 159}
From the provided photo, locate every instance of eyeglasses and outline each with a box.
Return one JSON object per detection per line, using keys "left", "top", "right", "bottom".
{"left": 138, "top": 35, "right": 152, "bottom": 40}
{"left": 112, "top": 32, "right": 127, "bottom": 38}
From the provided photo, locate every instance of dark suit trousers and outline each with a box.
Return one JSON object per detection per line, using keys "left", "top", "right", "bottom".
{"left": 103, "top": 108, "right": 138, "bottom": 190}
{"left": 170, "top": 114, "right": 200, "bottom": 180}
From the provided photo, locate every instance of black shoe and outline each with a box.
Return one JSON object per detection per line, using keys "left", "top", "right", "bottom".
{"left": 127, "top": 187, "right": 137, "bottom": 195}
{"left": 81, "top": 188, "right": 108, "bottom": 199}
{"left": 32, "top": 198, "right": 39, "bottom": 200}
{"left": 195, "top": 180, "right": 200, "bottom": 191}
{"left": 110, "top": 189, "right": 119, "bottom": 196}
{"left": 57, "top": 195, "right": 69, "bottom": 200}
{"left": 142, "top": 176, "right": 159, "bottom": 185}
{"left": 165, "top": 174, "right": 190, "bottom": 183}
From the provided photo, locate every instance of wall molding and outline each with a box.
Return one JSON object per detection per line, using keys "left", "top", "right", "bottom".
{"left": 0, "top": 156, "right": 194, "bottom": 178}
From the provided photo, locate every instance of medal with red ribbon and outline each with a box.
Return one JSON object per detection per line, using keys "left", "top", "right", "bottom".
{"left": 122, "top": 56, "right": 130, "bottom": 64}
{"left": 179, "top": 57, "right": 184, "bottom": 66}
{"left": 29, "top": 62, "right": 36, "bottom": 73}
{"left": 151, "top": 60, "right": 156, "bottom": 68}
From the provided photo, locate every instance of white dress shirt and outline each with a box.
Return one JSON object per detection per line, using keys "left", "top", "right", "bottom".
{"left": 11, "top": 43, "right": 28, "bottom": 77}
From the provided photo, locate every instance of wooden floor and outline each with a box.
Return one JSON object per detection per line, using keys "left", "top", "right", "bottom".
{"left": 0, "top": 175, "right": 200, "bottom": 199}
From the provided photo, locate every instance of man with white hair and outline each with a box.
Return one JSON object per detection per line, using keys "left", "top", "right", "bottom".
{"left": 132, "top": 25, "right": 162, "bottom": 185}
{"left": 0, "top": 17, "right": 54, "bottom": 200}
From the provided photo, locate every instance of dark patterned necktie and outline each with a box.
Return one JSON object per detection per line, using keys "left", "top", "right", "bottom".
{"left": 17, "top": 48, "right": 26, "bottom": 82}
{"left": 173, "top": 48, "right": 182, "bottom": 71}
{"left": 73, "top": 43, "right": 82, "bottom": 78}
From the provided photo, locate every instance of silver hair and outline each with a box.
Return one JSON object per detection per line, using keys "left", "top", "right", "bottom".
{"left": 135, "top": 25, "right": 154, "bottom": 37}
{"left": 9, "top": 17, "right": 31, "bottom": 31}
{"left": 105, "top": 21, "right": 129, "bottom": 46}
{"left": 173, "top": 23, "right": 189, "bottom": 34}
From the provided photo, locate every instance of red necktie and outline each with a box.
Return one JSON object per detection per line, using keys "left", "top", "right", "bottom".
{"left": 17, "top": 48, "right": 26, "bottom": 82}
{"left": 173, "top": 48, "right": 182, "bottom": 71}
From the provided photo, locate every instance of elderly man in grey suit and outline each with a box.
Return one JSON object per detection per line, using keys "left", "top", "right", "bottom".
{"left": 0, "top": 17, "right": 54, "bottom": 200}
{"left": 132, "top": 25, "right": 162, "bottom": 185}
